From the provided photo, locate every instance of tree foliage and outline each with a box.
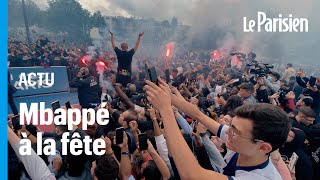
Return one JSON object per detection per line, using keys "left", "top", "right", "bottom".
{"left": 9, "top": 0, "right": 110, "bottom": 43}
{"left": 44, "top": 0, "right": 91, "bottom": 36}
{"left": 91, "top": 11, "right": 106, "bottom": 28}
{"left": 8, "top": 0, "right": 43, "bottom": 27}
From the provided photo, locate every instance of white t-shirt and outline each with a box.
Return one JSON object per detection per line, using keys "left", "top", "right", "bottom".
{"left": 217, "top": 125, "right": 282, "bottom": 180}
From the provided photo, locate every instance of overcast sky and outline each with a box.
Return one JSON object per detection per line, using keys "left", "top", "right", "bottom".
{"left": 32, "top": 0, "right": 320, "bottom": 64}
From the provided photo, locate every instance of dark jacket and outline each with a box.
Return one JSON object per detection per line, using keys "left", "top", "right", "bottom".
{"left": 296, "top": 76, "right": 320, "bottom": 117}
{"left": 280, "top": 129, "right": 313, "bottom": 180}
{"left": 70, "top": 75, "right": 101, "bottom": 107}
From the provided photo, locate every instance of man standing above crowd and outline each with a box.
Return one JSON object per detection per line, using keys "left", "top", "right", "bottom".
{"left": 70, "top": 67, "right": 101, "bottom": 109}
{"left": 109, "top": 29, "right": 144, "bottom": 86}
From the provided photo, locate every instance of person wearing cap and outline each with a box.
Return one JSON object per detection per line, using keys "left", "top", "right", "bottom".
{"left": 279, "top": 129, "right": 313, "bottom": 180}
{"left": 263, "top": 71, "right": 281, "bottom": 93}
{"left": 70, "top": 67, "right": 102, "bottom": 109}
{"left": 281, "top": 63, "right": 295, "bottom": 82}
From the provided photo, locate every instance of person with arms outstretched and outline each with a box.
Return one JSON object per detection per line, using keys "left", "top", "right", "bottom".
{"left": 109, "top": 29, "right": 144, "bottom": 86}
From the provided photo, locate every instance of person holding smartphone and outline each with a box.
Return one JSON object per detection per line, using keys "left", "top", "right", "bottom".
{"left": 296, "top": 69, "right": 320, "bottom": 123}
{"left": 144, "top": 78, "right": 291, "bottom": 180}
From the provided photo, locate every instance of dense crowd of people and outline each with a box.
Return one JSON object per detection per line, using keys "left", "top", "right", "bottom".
{"left": 7, "top": 32, "right": 320, "bottom": 180}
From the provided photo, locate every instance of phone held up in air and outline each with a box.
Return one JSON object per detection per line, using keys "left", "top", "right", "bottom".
{"left": 138, "top": 133, "right": 148, "bottom": 150}
{"left": 148, "top": 67, "right": 158, "bottom": 85}
{"left": 51, "top": 100, "right": 61, "bottom": 111}
{"left": 116, "top": 127, "right": 125, "bottom": 145}
{"left": 12, "top": 115, "right": 21, "bottom": 131}
{"left": 65, "top": 101, "right": 72, "bottom": 109}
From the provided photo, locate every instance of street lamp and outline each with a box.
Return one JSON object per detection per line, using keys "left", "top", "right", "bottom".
{"left": 21, "top": 0, "right": 31, "bottom": 46}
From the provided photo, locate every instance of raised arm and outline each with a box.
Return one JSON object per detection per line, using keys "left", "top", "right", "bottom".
{"left": 8, "top": 127, "right": 56, "bottom": 180}
{"left": 134, "top": 32, "right": 144, "bottom": 52}
{"left": 108, "top": 29, "right": 116, "bottom": 49}
{"left": 144, "top": 79, "right": 227, "bottom": 180}
{"left": 147, "top": 140, "right": 171, "bottom": 180}
{"left": 111, "top": 75, "right": 135, "bottom": 109}
{"left": 119, "top": 132, "right": 132, "bottom": 180}
{"left": 149, "top": 108, "right": 174, "bottom": 176}
{"left": 114, "top": 84, "right": 135, "bottom": 109}
{"left": 170, "top": 87, "right": 221, "bottom": 135}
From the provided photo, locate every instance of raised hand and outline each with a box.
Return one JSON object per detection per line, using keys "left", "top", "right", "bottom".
{"left": 306, "top": 82, "right": 318, "bottom": 92}
{"left": 144, "top": 78, "right": 172, "bottom": 112}
{"left": 139, "top": 32, "right": 144, "bottom": 37}
{"left": 101, "top": 136, "right": 113, "bottom": 154}
{"left": 129, "top": 121, "right": 138, "bottom": 134}
{"left": 52, "top": 157, "right": 63, "bottom": 172}
{"left": 147, "top": 108, "right": 157, "bottom": 119}
{"left": 107, "top": 29, "right": 113, "bottom": 36}
{"left": 197, "top": 122, "right": 207, "bottom": 134}
{"left": 118, "top": 132, "right": 128, "bottom": 149}
{"left": 190, "top": 96, "right": 199, "bottom": 106}
{"left": 269, "top": 92, "right": 280, "bottom": 100}
{"left": 147, "top": 140, "right": 155, "bottom": 153}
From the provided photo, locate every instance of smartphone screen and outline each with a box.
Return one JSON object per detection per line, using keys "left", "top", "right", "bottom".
{"left": 116, "top": 127, "right": 124, "bottom": 144}
{"left": 12, "top": 115, "right": 21, "bottom": 131}
{"left": 309, "top": 76, "right": 316, "bottom": 87}
{"left": 139, "top": 72, "right": 145, "bottom": 81}
{"left": 148, "top": 67, "right": 158, "bottom": 85}
{"left": 65, "top": 101, "right": 72, "bottom": 109}
{"left": 165, "top": 69, "right": 170, "bottom": 83}
{"left": 51, "top": 100, "right": 61, "bottom": 111}
{"left": 138, "top": 133, "right": 148, "bottom": 150}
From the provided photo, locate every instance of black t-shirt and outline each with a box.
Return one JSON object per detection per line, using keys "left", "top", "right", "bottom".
{"left": 69, "top": 76, "right": 102, "bottom": 107}
{"left": 279, "top": 129, "right": 314, "bottom": 180}
{"left": 291, "top": 117, "right": 320, "bottom": 155}
{"left": 114, "top": 47, "right": 135, "bottom": 72}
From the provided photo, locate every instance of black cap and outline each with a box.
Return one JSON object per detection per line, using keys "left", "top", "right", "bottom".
{"left": 270, "top": 71, "right": 281, "bottom": 81}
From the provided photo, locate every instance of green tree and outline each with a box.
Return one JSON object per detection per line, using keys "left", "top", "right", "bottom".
{"left": 91, "top": 11, "right": 106, "bottom": 28}
{"left": 8, "top": 0, "right": 43, "bottom": 27}
{"left": 44, "top": 0, "right": 91, "bottom": 41}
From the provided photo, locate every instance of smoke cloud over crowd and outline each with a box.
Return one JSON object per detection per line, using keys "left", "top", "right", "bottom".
{"left": 33, "top": 0, "right": 320, "bottom": 64}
